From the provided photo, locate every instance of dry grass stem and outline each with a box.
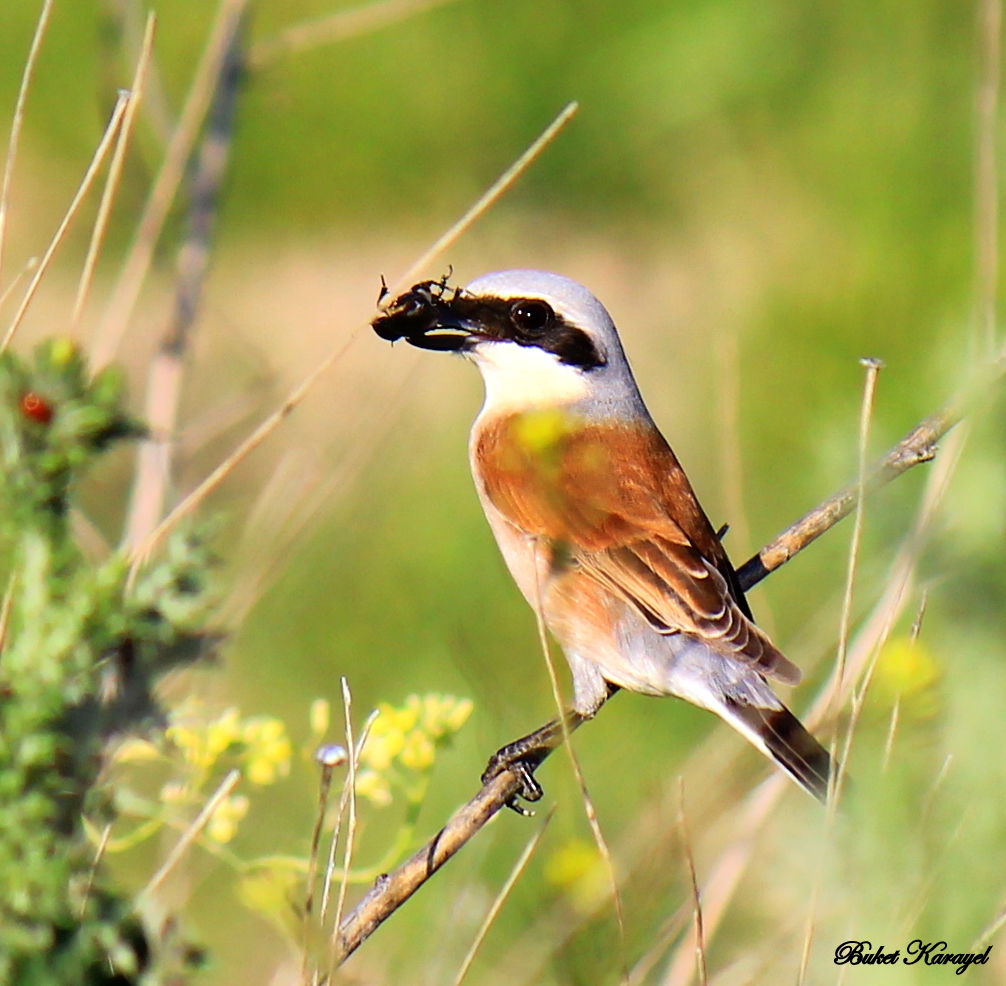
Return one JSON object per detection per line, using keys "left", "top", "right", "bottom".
{"left": 827, "top": 357, "right": 883, "bottom": 810}
{"left": 326, "top": 679, "right": 362, "bottom": 979}
{"left": 834, "top": 357, "right": 883, "bottom": 692}
{"left": 249, "top": 0, "right": 462, "bottom": 67}
{"left": 452, "top": 810, "right": 554, "bottom": 986}
{"left": 880, "top": 589, "right": 926, "bottom": 772}
{"left": 91, "top": 0, "right": 250, "bottom": 368}
{"left": 661, "top": 422, "right": 967, "bottom": 986}
{"left": 677, "top": 779, "right": 708, "bottom": 986}
{"left": 79, "top": 822, "right": 113, "bottom": 919}
{"left": 72, "top": 13, "right": 156, "bottom": 332}
{"left": 138, "top": 768, "right": 240, "bottom": 903}
{"left": 0, "top": 257, "right": 37, "bottom": 314}
{"left": 319, "top": 709, "right": 378, "bottom": 927}
{"left": 1, "top": 92, "right": 130, "bottom": 352}
{"left": 127, "top": 102, "right": 579, "bottom": 573}
{"left": 531, "top": 546, "right": 628, "bottom": 982}
{"left": 880, "top": 697, "right": 901, "bottom": 774}
{"left": 0, "top": 0, "right": 54, "bottom": 290}
{"left": 390, "top": 101, "right": 579, "bottom": 299}
{"left": 795, "top": 885, "right": 818, "bottom": 986}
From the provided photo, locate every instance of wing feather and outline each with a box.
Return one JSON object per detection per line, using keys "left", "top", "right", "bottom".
{"left": 475, "top": 414, "right": 801, "bottom": 685}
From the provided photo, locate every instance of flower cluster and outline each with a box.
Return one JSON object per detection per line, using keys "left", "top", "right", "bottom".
{"left": 112, "top": 699, "right": 292, "bottom": 845}
{"left": 355, "top": 694, "right": 473, "bottom": 807}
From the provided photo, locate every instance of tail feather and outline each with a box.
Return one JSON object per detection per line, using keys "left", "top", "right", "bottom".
{"left": 723, "top": 699, "right": 831, "bottom": 802}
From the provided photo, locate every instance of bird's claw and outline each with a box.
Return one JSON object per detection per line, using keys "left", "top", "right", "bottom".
{"left": 483, "top": 745, "right": 546, "bottom": 815}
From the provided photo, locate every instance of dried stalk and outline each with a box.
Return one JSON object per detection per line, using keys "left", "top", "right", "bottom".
{"left": 249, "top": 0, "right": 462, "bottom": 68}
{"left": 91, "top": 0, "right": 250, "bottom": 368}
{"left": 0, "top": 0, "right": 54, "bottom": 289}
{"left": 123, "top": 8, "right": 246, "bottom": 550}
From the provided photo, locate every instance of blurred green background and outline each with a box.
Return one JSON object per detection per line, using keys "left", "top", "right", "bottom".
{"left": 2, "top": 0, "right": 1006, "bottom": 982}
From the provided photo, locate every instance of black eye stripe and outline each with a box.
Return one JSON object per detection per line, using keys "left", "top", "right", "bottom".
{"left": 371, "top": 283, "right": 607, "bottom": 370}
{"left": 452, "top": 295, "right": 606, "bottom": 370}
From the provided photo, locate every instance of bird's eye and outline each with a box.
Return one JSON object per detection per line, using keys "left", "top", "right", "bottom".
{"left": 510, "top": 300, "right": 554, "bottom": 337}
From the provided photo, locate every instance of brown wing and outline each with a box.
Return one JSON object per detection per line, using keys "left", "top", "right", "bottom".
{"left": 475, "top": 411, "right": 800, "bottom": 685}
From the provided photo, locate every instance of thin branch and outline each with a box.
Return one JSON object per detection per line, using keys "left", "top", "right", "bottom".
{"left": 734, "top": 357, "right": 1005, "bottom": 593}
{"left": 0, "top": 0, "right": 54, "bottom": 290}
{"left": 452, "top": 810, "right": 553, "bottom": 986}
{"left": 126, "top": 101, "right": 578, "bottom": 573}
{"left": 91, "top": 0, "right": 250, "bottom": 368}
{"left": 2, "top": 92, "right": 130, "bottom": 352}
{"left": 123, "top": 9, "right": 246, "bottom": 551}
{"left": 331, "top": 363, "right": 988, "bottom": 969}
{"left": 249, "top": 0, "right": 463, "bottom": 68}
{"left": 72, "top": 13, "right": 156, "bottom": 332}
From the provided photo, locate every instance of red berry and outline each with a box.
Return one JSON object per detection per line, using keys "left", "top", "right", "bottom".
{"left": 20, "top": 392, "right": 53, "bottom": 425}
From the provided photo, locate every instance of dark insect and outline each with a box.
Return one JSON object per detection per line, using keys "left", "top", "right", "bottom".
{"left": 20, "top": 391, "right": 54, "bottom": 425}
{"left": 372, "top": 273, "right": 467, "bottom": 351}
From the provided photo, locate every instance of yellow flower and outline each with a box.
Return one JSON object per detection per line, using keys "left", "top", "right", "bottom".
{"left": 310, "top": 698, "right": 330, "bottom": 738}
{"left": 165, "top": 723, "right": 213, "bottom": 769}
{"left": 873, "top": 638, "right": 941, "bottom": 715}
{"left": 355, "top": 769, "right": 393, "bottom": 807}
{"left": 241, "top": 717, "right": 292, "bottom": 786}
{"left": 399, "top": 729, "right": 436, "bottom": 771}
{"left": 360, "top": 705, "right": 407, "bottom": 771}
{"left": 206, "top": 708, "right": 241, "bottom": 757}
{"left": 545, "top": 838, "right": 608, "bottom": 913}
{"left": 420, "top": 694, "right": 473, "bottom": 738}
{"left": 207, "top": 794, "right": 249, "bottom": 843}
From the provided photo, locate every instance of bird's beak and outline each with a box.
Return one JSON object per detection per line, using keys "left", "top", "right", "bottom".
{"left": 372, "top": 282, "right": 476, "bottom": 353}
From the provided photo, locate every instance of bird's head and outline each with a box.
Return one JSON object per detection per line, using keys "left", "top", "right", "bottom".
{"left": 373, "top": 269, "right": 645, "bottom": 417}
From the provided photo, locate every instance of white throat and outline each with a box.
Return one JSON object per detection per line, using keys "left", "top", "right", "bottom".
{"left": 469, "top": 340, "right": 590, "bottom": 418}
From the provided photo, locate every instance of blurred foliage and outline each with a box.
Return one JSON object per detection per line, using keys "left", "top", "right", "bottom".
{"left": 0, "top": 340, "right": 215, "bottom": 983}
{"left": 2, "top": 0, "right": 1006, "bottom": 984}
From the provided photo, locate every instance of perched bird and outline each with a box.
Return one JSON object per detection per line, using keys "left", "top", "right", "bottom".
{"left": 373, "top": 270, "right": 830, "bottom": 803}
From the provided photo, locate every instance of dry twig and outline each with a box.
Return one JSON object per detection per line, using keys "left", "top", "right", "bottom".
{"left": 124, "top": 8, "right": 247, "bottom": 550}
{"left": 72, "top": 13, "right": 156, "bottom": 332}
{"left": 2, "top": 92, "right": 130, "bottom": 352}
{"left": 92, "top": 0, "right": 250, "bottom": 367}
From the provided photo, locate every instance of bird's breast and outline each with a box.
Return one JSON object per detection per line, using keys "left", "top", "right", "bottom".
{"left": 470, "top": 409, "right": 670, "bottom": 550}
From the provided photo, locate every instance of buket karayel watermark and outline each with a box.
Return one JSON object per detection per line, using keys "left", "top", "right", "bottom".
{"left": 835, "top": 941, "right": 992, "bottom": 975}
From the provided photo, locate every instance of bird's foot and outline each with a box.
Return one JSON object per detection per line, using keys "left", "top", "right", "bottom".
{"left": 482, "top": 731, "right": 555, "bottom": 815}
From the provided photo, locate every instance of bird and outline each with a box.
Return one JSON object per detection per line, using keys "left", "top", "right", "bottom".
{"left": 372, "top": 269, "right": 830, "bottom": 804}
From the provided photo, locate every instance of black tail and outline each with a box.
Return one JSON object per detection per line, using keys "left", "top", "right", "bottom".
{"left": 724, "top": 699, "right": 832, "bottom": 802}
